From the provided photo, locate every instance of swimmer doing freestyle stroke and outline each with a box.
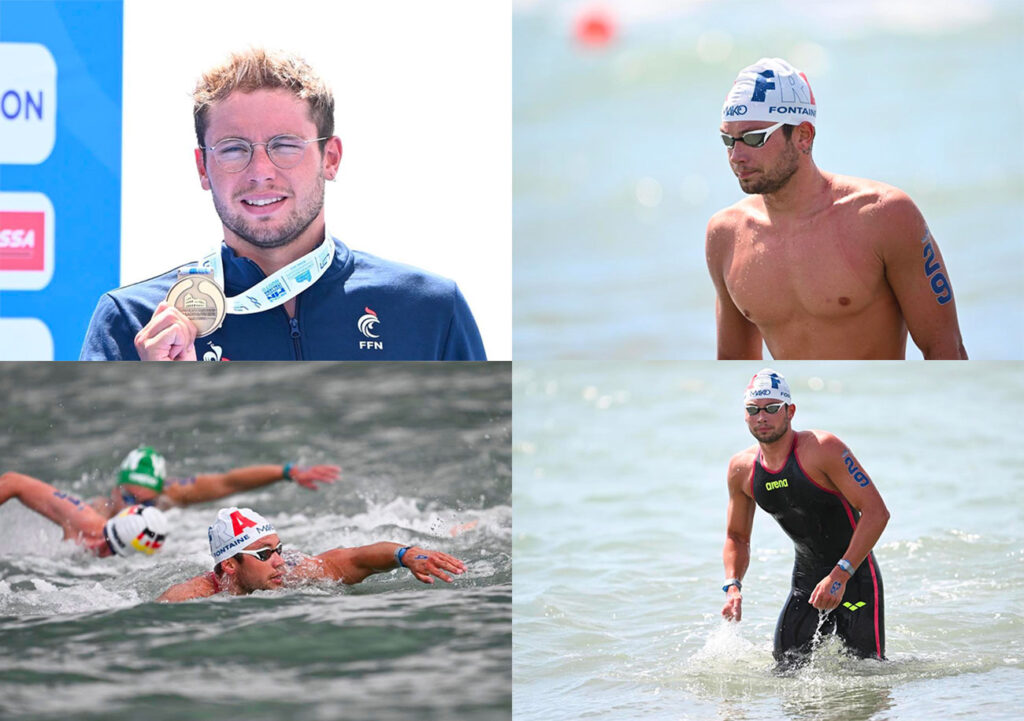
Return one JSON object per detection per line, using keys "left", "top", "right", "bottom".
{"left": 0, "top": 447, "right": 337, "bottom": 557}
{"left": 157, "top": 507, "right": 466, "bottom": 601}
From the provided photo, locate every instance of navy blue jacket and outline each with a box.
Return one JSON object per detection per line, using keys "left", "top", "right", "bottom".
{"left": 79, "top": 237, "right": 486, "bottom": 360}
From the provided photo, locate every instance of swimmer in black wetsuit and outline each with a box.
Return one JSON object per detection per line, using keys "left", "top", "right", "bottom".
{"left": 720, "top": 368, "right": 890, "bottom": 670}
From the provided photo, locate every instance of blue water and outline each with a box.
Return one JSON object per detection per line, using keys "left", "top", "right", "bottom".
{"left": 514, "top": 0, "right": 1024, "bottom": 359}
{"left": 0, "top": 362, "right": 511, "bottom": 721}
{"left": 513, "top": 360, "right": 1024, "bottom": 720}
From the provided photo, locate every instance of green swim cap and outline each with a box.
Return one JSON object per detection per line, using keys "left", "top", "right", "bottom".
{"left": 117, "top": 447, "right": 167, "bottom": 492}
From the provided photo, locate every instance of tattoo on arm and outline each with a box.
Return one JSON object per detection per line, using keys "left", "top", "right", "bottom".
{"left": 829, "top": 581, "right": 842, "bottom": 595}
{"left": 841, "top": 450, "right": 872, "bottom": 487}
{"left": 53, "top": 490, "right": 86, "bottom": 511}
{"left": 920, "top": 229, "right": 952, "bottom": 305}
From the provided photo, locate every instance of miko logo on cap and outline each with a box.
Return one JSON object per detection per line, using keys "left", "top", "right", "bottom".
{"left": 744, "top": 368, "right": 792, "bottom": 404}
{"left": 722, "top": 58, "right": 817, "bottom": 126}
{"left": 358, "top": 307, "right": 383, "bottom": 351}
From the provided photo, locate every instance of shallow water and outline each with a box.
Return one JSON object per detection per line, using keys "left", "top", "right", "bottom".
{"left": 513, "top": 361, "right": 1024, "bottom": 720}
{"left": 0, "top": 363, "right": 512, "bottom": 721}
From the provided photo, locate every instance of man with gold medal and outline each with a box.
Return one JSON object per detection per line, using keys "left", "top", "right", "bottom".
{"left": 81, "top": 49, "right": 486, "bottom": 361}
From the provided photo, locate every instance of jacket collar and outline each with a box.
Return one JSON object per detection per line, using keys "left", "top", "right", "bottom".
{"left": 217, "top": 232, "right": 354, "bottom": 293}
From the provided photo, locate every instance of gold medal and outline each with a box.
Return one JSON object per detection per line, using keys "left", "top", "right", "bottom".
{"left": 165, "top": 275, "right": 227, "bottom": 337}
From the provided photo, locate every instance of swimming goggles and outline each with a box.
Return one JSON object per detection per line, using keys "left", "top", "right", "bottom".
{"left": 120, "top": 490, "right": 157, "bottom": 507}
{"left": 720, "top": 121, "right": 787, "bottom": 149}
{"left": 234, "top": 543, "right": 284, "bottom": 562}
{"left": 744, "top": 402, "right": 787, "bottom": 416}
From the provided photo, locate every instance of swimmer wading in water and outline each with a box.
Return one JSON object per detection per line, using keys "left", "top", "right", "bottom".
{"left": 720, "top": 368, "right": 889, "bottom": 669}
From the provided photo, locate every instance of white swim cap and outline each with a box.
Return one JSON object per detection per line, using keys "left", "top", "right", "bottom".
{"left": 722, "top": 57, "right": 816, "bottom": 126}
{"left": 208, "top": 507, "right": 276, "bottom": 564}
{"left": 743, "top": 368, "right": 793, "bottom": 405}
{"left": 103, "top": 504, "right": 169, "bottom": 556}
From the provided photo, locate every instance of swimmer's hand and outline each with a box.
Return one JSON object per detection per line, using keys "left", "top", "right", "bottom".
{"left": 402, "top": 548, "right": 467, "bottom": 584}
{"left": 721, "top": 588, "right": 743, "bottom": 622}
{"left": 809, "top": 569, "right": 848, "bottom": 611}
{"left": 134, "top": 301, "right": 198, "bottom": 361}
{"left": 290, "top": 464, "right": 341, "bottom": 490}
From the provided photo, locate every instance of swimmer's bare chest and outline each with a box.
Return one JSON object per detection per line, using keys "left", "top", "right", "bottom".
{"left": 723, "top": 209, "right": 894, "bottom": 329}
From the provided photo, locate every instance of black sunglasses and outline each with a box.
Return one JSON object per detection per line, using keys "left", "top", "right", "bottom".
{"left": 744, "top": 402, "right": 787, "bottom": 416}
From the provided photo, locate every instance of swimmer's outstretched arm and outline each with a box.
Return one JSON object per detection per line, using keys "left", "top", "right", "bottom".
{"left": 0, "top": 471, "right": 107, "bottom": 542}
{"left": 316, "top": 543, "right": 467, "bottom": 586}
{"left": 162, "top": 464, "right": 340, "bottom": 505}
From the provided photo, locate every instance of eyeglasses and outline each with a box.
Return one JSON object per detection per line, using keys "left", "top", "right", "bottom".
{"left": 234, "top": 543, "right": 284, "bottom": 562}
{"left": 744, "top": 402, "right": 787, "bottom": 416}
{"left": 201, "top": 135, "right": 328, "bottom": 172}
{"left": 720, "top": 121, "right": 787, "bottom": 149}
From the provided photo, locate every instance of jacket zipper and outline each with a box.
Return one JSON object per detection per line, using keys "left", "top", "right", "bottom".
{"left": 289, "top": 315, "right": 302, "bottom": 360}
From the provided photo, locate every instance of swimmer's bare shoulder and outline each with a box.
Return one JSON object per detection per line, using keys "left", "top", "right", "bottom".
{"left": 706, "top": 203, "right": 767, "bottom": 359}
{"left": 833, "top": 174, "right": 967, "bottom": 358}
{"left": 157, "top": 572, "right": 218, "bottom": 603}
{"left": 726, "top": 446, "right": 758, "bottom": 498}
{"left": 706, "top": 197, "right": 764, "bottom": 254}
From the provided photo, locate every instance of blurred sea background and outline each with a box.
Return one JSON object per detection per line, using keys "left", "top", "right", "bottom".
{"left": 514, "top": 361, "right": 1024, "bottom": 720}
{"left": 514, "top": 0, "right": 1024, "bottom": 359}
{"left": 0, "top": 363, "right": 511, "bottom": 721}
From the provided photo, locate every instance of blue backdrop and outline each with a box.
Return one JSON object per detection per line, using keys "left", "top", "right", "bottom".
{"left": 0, "top": 0, "right": 122, "bottom": 359}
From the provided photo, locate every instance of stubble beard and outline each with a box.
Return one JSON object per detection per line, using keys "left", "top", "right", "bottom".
{"left": 213, "top": 172, "right": 325, "bottom": 250}
{"left": 737, "top": 141, "right": 800, "bottom": 196}
{"left": 750, "top": 416, "right": 790, "bottom": 445}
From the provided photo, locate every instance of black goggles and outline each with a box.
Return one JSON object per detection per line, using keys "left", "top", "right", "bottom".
{"left": 744, "top": 402, "right": 787, "bottom": 416}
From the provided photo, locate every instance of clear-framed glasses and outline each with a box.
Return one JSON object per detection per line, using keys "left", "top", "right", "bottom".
{"left": 744, "top": 402, "right": 787, "bottom": 416}
{"left": 201, "top": 135, "right": 328, "bottom": 172}
{"left": 235, "top": 543, "right": 284, "bottom": 562}
{"left": 720, "top": 121, "right": 787, "bottom": 149}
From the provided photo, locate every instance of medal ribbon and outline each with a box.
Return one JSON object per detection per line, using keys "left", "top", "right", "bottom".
{"left": 197, "top": 234, "right": 335, "bottom": 314}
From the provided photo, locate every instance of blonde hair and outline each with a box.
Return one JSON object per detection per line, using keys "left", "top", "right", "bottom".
{"left": 193, "top": 47, "right": 334, "bottom": 150}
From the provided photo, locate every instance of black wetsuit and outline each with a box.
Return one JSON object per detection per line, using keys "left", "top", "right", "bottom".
{"left": 751, "top": 438, "right": 885, "bottom": 667}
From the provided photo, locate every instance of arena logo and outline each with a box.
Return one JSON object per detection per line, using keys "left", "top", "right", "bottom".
{"left": 0, "top": 43, "right": 57, "bottom": 165}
